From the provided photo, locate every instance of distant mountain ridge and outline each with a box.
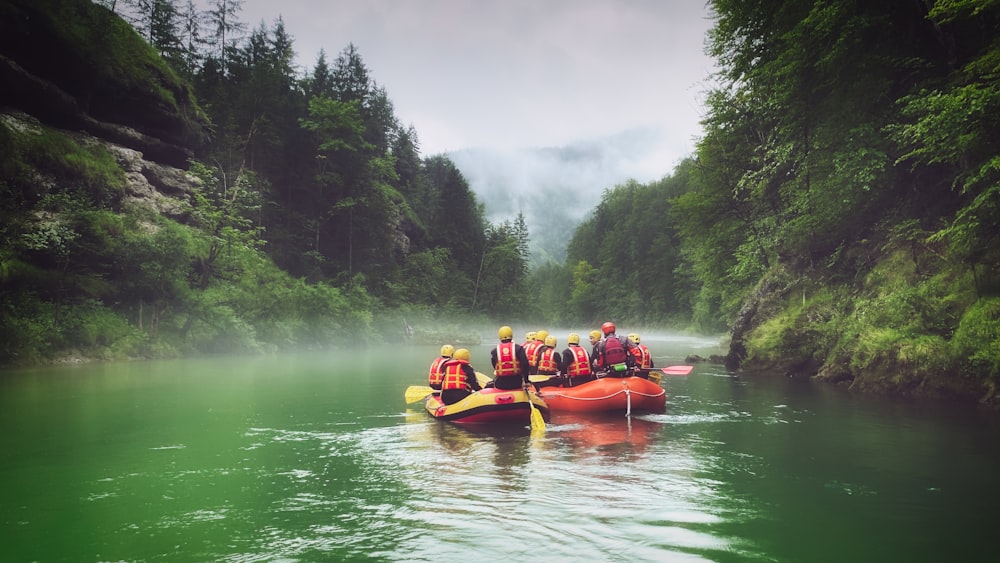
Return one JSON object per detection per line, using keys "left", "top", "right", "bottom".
{"left": 447, "top": 127, "right": 681, "bottom": 267}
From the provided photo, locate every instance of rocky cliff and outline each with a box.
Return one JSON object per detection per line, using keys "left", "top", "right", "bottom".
{"left": 0, "top": 0, "right": 211, "bottom": 212}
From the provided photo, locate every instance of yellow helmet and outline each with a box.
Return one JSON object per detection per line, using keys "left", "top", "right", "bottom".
{"left": 628, "top": 333, "right": 640, "bottom": 344}
{"left": 454, "top": 348, "right": 470, "bottom": 361}
{"left": 525, "top": 331, "right": 536, "bottom": 341}
{"left": 544, "top": 335, "right": 556, "bottom": 347}
{"left": 535, "top": 330, "right": 548, "bottom": 342}
{"left": 589, "top": 330, "right": 601, "bottom": 343}
{"left": 440, "top": 344, "right": 455, "bottom": 357}
{"left": 567, "top": 332, "right": 580, "bottom": 345}
{"left": 498, "top": 326, "right": 513, "bottom": 340}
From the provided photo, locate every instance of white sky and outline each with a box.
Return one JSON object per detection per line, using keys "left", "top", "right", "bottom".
{"left": 237, "top": 0, "right": 718, "bottom": 176}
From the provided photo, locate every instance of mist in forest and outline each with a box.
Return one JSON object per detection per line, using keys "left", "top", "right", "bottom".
{"left": 446, "top": 127, "right": 688, "bottom": 266}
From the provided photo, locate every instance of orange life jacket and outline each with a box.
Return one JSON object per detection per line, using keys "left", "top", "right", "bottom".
{"left": 525, "top": 340, "right": 543, "bottom": 368}
{"left": 441, "top": 359, "right": 473, "bottom": 391}
{"left": 494, "top": 341, "right": 519, "bottom": 377}
{"left": 428, "top": 356, "right": 448, "bottom": 387}
{"left": 565, "top": 345, "right": 592, "bottom": 377}
{"left": 537, "top": 346, "right": 558, "bottom": 374}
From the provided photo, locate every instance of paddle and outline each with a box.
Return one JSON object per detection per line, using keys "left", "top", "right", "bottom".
{"left": 405, "top": 372, "right": 492, "bottom": 404}
{"left": 479, "top": 371, "right": 543, "bottom": 432}
{"left": 525, "top": 385, "right": 546, "bottom": 432}
{"left": 634, "top": 365, "right": 692, "bottom": 383}
{"left": 636, "top": 365, "right": 694, "bottom": 376}
{"left": 475, "top": 371, "right": 493, "bottom": 387}
{"left": 404, "top": 385, "right": 435, "bottom": 403}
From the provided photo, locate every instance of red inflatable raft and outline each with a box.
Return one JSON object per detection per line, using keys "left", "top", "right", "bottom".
{"left": 536, "top": 376, "right": 666, "bottom": 415}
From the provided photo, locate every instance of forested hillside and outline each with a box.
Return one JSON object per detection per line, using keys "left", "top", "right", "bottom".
{"left": 0, "top": 0, "right": 529, "bottom": 364}
{"left": 1, "top": 0, "right": 997, "bottom": 407}
{"left": 529, "top": 0, "right": 1000, "bottom": 405}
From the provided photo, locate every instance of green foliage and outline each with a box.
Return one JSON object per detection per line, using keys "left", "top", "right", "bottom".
{"left": 10, "top": 0, "right": 999, "bottom": 410}
{"left": 685, "top": 0, "right": 1000, "bottom": 402}
{"left": 397, "top": 248, "right": 451, "bottom": 305}
{"left": 0, "top": 293, "right": 143, "bottom": 365}
{"left": 0, "top": 293, "right": 52, "bottom": 365}
{"left": 3, "top": 0, "right": 530, "bottom": 366}
{"left": 952, "top": 297, "right": 1000, "bottom": 381}
{"left": 301, "top": 97, "right": 371, "bottom": 154}
{"left": 850, "top": 328, "right": 951, "bottom": 386}
{"left": 471, "top": 220, "right": 529, "bottom": 317}
{"left": 9, "top": 0, "right": 204, "bottom": 130}
{"left": 744, "top": 285, "right": 841, "bottom": 371}
{"left": 569, "top": 260, "right": 598, "bottom": 321}
{"left": 22, "top": 130, "right": 126, "bottom": 206}
{"left": 0, "top": 123, "right": 27, "bottom": 189}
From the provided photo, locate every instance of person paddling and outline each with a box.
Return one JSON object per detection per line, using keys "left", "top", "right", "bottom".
{"left": 428, "top": 344, "right": 454, "bottom": 391}
{"left": 628, "top": 333, "right": 654, "bottom": 370}
{"left": 588, "top": 330, "right": 602, "bottom": 372}
{"left": 562, "top": 332, "right": 596, "bottom": 387}
{"left": 522, "top": 331, "right": 536, "bottom": 349}
{"left": 525, "top": 330, "right": 547, "bottom": 374}
{"left": 593, "top": 321, "right": 636, "bottom": 377}
{"left": 490, "top": 326, "right": 531, "bottom": 390}
{"left": 532, "top": 334, "right": 566, "bottom": 388}
{"left": 439, "top": 348, "right": 481, "bottom": 405}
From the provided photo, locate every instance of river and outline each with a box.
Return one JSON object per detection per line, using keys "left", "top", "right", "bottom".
{"left": 1, "top": 334, "right": 998, "bottom": 562}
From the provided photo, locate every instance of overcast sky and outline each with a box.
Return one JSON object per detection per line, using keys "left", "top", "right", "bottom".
{"left": 237, "top": 0, "right": 718, "bottom": 179}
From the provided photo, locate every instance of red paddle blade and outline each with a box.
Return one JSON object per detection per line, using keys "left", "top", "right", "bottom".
{"left": 660, "top": 365, "right": 694, "bottom": 376}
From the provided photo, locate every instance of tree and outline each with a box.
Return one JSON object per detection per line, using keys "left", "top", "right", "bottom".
{"left": 473, "top": 220, "right": 529, "bottom": 317}
{"left": 204, "top": 0, "right": 246, "bottom": 70}
{"left": 175, "top": 0, "right": 205, "bottom": 77}
{"left": 894, "top": 0, "right": 1000, "bottom": 295}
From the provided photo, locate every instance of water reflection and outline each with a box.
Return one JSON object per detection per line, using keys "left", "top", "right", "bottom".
{"left": 546, "top": 412, "right": 660, "bottom": 458}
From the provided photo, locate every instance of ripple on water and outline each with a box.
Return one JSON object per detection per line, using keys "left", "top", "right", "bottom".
{"left": 222, "top": 418, "right": 750, "bottom": 562}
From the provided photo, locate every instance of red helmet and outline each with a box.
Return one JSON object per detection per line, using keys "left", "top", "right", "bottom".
{"left": 601, "top": 321, "right": 616, "bottom": 335}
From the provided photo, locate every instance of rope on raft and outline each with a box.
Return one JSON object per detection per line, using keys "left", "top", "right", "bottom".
{"left": 541, "top": 380, "right": 665, "bottom": 417}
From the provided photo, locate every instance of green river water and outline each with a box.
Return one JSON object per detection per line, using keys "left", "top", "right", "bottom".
{"left": 1, "top": 334, "right": 998, "bottom": 562}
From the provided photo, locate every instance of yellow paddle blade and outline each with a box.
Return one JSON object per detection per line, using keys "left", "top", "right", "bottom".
{"left": 475, "top": 371, "right": 493, "bottom": 387}
{"left": 404, "top": 385, "right": 434, "bottom": 403}
{"left": 647, "top": 371, "right": 662, "bottom": 384}
{"left": 528, "top": 374, "right": 551, "bottom": 383}
{"left": 526, "top": 389, "right": 546, "bottom": 432}
{"left": 530, "top": 403, "right": 546, "bottom": 431}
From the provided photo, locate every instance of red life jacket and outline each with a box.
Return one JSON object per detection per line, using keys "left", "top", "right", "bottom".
{"left": 638, "top": 344, "right": 652, "bottom": 368}
{"left": 601, "top": 335, "right": 628, "bottom": 368}
{"left": 441, "top": 359, "right": 473, "bottom": 391}
{"left": 566, "top": 345, "right": 592, "bottom": 377}
{"left": 537, "top": 346, "right": 558, "bottom": 374}
{"left": 494, "top": 341, "right": 519, "bottom": 377}
{"left": 630, "top": 346, "right": 642, "bottom": 365}
{"left": 525, "top": 340, "right": 543, "bottom": 368}
{"left": 429, "top": 356, "right": 449, "bottom": 387}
